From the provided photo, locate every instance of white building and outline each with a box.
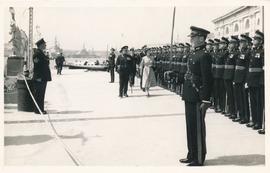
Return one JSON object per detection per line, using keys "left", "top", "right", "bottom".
{"left": 212, "top": 6, "right": 263, "bottom": 38}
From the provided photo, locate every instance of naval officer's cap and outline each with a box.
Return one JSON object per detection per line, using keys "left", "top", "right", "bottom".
{"left": 240, "top": 34, "right": 252, "bottom": 43}
{"left": 185, "top": 43, "right": 191, "bottom": 47}
{"left": 254, "top": 30, "right": 264, "bottom": 40}
{"left": 35, "top": 38, "right": 46, "bottom": 47}
{"left": 120, "top": 45, "right": 128, "bottom": 52}
{"left": 206, "top": 39, "right": 214, "bottom": 45}
{"left": 220, "top": 37, "right": 229, "bottom": 44}
{"left": 178, "top": 43, "right": 185, "bottom": 48}
{"left": 229, "top": 36, "right": 239, "bottom": 43}
{"left": 188, "top": 26, "right": 210, "bottom": 37}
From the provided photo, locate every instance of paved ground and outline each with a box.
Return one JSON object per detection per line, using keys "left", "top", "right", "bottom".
{"left": 4, "top": 68, "right": 265, "bottom": 166}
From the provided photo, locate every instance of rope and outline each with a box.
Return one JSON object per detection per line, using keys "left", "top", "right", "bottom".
{"left": 22, "top": 75, "right": 83, "bottom": 166}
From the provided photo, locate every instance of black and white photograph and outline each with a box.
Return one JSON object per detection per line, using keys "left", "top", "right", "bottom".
{"left": 1, "top": 0, "right": 268, "bottom": 171}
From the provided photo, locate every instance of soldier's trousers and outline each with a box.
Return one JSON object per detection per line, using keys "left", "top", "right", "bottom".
{"left": 224, "top": 80, "right": 236, "bottom": 115}
{"left": 214, "top": 78, "right": 226, "bottom": 111}
{"left": 249, "top": 86, "right": 263, "bottom": 127}
{"left": 245, "top": 88, "right": 250, "bottom": 122}
{"left": 110, "top": 68, "right": 115, "bottom": 82}
{"left": 261, "top": 85, "right": 265, "bottom": 129}
{"left": 184, "top": 101, "right": 207, "bottom": 165}
{"left": 234, "top": 83, "right": 249, "bottom": 121}
{"left": 119, "top": 73, "right": 129, "bottom": 96}
{"left": 33, "top": 80, "right": 47, "bottom": 113}
{"left": 57, "top": 64, "right": 63, "bottom": 74}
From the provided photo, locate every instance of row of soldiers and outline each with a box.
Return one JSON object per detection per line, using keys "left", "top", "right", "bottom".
{"left": 132, "top": 30, "right": 264, "bottom": 134}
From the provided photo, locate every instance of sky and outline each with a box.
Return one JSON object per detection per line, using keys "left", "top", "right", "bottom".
{"left": 4, "top": 6, "right": 239, "bottom": 51}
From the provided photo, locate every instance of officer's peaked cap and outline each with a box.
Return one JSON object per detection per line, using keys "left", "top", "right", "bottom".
{"left": 35, "top": 38, "right": 46, "bottom": 47}
{"left": 240, "top": 34, "right": 252, "bottom": 42}
{"left": 189, "top": 26, "right": 210, "bottom": 37}
{"left": 254, "top": 30, "right": 264, "bottom": 39}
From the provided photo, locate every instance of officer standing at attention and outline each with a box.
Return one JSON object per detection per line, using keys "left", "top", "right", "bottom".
{"left": 212, "top": 39, "right": 221, "bottom": 112}
{"left": 205, "top": 39, "right": 214, "bottom": 108}
{"left": 177, "top": 43, "right": 185, "bottom": 96}
{"left": 107, "top": 48, "right": 116, "bottom": 83}
{"left": 217, "top": 37, "right": 229, "bottom": 115}
{"left": 247, "top": 30, "right": 264, "bottom": 130}
{"left": 116, "top": 46, "right": 130, "bottom": 98}
{"left": 180, "top": 26, "right": 213, "bottom": 166}
{"left": 32, "top": 38, "right": 52, "bottom": 114}
{"left": 223, "top": 36, "right": 239, "bottom": 119}
{"left": 233, "top": 34, "right": 251, "bottom": 123}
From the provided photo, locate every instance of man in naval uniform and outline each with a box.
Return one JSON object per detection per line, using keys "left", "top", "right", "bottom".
{"left": 116, "top": 46, "right": 130, "bottom": 98}
{"left": 32, "top": 38, "right": 52, "bottom": 114}
{"left": 233, "top": 34, "right": 251, "bottom": 123}
{"left": 247, "top": 30, "right": 264, "bottom": 130}
{"left": 180, "top": 26, "right": 213, "bottom": 166}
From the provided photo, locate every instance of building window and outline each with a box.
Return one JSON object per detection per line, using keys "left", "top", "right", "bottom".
{"left": 245, "top": 19, "right": 250, "bottom": 30}
{"left": 257, "top": 18, "right": 260, "bottom": 25}
{"left": 234, "top": 24, "right": 239, "bottom": 32}
{"left": 226, "top": 27, "right": 229, "bottom": 35}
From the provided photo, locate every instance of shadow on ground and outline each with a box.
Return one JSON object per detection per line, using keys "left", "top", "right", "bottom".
{"left": 48, "top": 110, "right": 93, "bottom": 114}
{"left": 205, "top": 154, "right": 265, "bottom": 166}
{"left": 131, "top": 88, "right": 165, "bottom": 91}
{"left": 4, "top": 132, "right": 89, "bottom": 146}
{"left": 128, "top": 94, "right": 175, "bottom": 98}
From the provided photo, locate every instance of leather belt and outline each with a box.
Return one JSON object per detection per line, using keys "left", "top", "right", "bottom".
{"left": 215, "top": 65, "right": 225, "bottom": 69}
{"left": 235, "top": 65, "right": 246, "bottom": 70}
{"left": 249, "top": 68, "right": 263, "bottom": 72}
{"left": 224, "top": 65, "right": 235, "bottom": 69}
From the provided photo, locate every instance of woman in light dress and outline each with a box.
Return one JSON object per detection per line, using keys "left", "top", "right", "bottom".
{"left": 140, "top": 49, "right": 157, "bottom": 96}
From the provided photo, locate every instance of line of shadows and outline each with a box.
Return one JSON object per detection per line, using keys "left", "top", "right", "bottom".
{"left": 205, "top": 154, "right": 265, "bottom": 166}
{"left": 47, "top": 110, "right": 93, "bottom": 115}
{"left": 4, "top": 132, "right": 90, "bottom": 146}
{"left": 4, "top": 112, "right": 187, "bottom": 124}
{"left": 128, "top": 94, "right": 175, "bottom": 98}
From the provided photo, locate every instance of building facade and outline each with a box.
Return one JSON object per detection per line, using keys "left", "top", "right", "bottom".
{"left": 212, "top": 6, "right": 263, "bottom": 38}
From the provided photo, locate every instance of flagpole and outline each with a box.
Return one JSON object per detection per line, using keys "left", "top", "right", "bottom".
{"left": 262, "top": 6, "right": 264, "bottom": 33}
{"left": 170, "top": 6, "right": 176, "bottom": 60}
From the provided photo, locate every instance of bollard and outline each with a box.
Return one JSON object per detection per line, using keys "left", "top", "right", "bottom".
{"left": 17, "top": 76, "right": 34, "bottom": 112}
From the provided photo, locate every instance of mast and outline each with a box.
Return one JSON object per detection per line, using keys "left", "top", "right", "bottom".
{"left": 170, "top": 6, "right": 176, "bottom": 60}
{"left": 28, "top": 7, "right": 33, "bottom": 71}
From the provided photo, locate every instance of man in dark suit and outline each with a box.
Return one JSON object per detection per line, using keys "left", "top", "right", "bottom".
{"left": 107, "top": 48, "right": 116, "bottom": 83}
{"left": 55, "top": 52, "right": 65, "bottom": 75}
{"left": 180, "top": 26, "right": 213, "bottom": 166}
{"left": 32, "top": 38, "right": 52, "bottom": 114}
{"left": 116, "top": 46, "right": 130, "bottom": 97}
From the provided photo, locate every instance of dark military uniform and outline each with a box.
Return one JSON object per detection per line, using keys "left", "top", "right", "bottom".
{"left": 247, "top": 45, "right": 264, "bottom": 129}
{"left": 179, "top": 44, "right": 189, "bottom": 96}
{"left": 212, "top": 39, "right": 220, "bottom": 112}
{"left": 224, "top": 42, "right": 238, "bottom": 118}
{"left": 156, "top": 49, "right": 162, "bottom": 85}
{"left": 32, "top": 40, "right": 52, "bottom": 114}
{"left": 213, "top": 45, "right": 227, "bottom": 113}
{"left": 116, "top": 48, "right": 130, "bottom": 97}
{"left": 233, "top": 44, "right": 251, "bottom": 123}
{"left": 108, "top": 51, "right": 116, "bottom": 82}
{"left": 181, "top": 26, "right": 213, "bottom": 166}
